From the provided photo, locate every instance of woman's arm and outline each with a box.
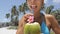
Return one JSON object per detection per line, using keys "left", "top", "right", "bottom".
{"left": 16, "top": 14, "right": 33, "bottom": 34}
{"left": 48, "top": 15, "right": 60, "bottom": 34}
{"left": 16, "top": 17, "right": 26, "bottom": 34}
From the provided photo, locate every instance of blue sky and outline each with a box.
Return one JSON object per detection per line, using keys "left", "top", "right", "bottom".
{"left": 0, "top": 0, "right": 60, "bottom": 22}
{"left": 45, "top": 0, "right": 60, "bottom": 9}
{"left": 0, "top": 0, "right": 26, "bottom": 22}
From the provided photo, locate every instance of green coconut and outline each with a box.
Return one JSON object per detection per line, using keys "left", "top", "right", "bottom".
{"left": 24, "top": 22, "right": 41, "bottom": 34}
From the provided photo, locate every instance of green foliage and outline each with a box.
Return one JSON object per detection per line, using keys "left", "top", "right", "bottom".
{"left": 7, "top": 26, "right": 18, "bottom": 29}
{"left": 11, "top": 6, "right": 17, "bottom": 16}
{"left": 46, "top": 5, "right": 54, "bottom": 14}
{"left": 6, "top": 13, "right": 10, "bottom": 19}
{"left": 19, "top": 2, "right": 29, "bottom": 14}
{"left": 11, "top": 5, "right": 19, "bottom": 26}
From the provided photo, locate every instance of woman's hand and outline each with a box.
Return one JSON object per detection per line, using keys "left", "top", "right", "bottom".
{"left": 22, "top": 13, "right": 33, "bottom": 23}
{"left": 16, "top": 13, "right": 33, "bottom": 34}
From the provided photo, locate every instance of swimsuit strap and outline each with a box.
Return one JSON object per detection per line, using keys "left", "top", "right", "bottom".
{"left": 40, "top": 11, "right": 50, "bottom": 34}
{"left": 41, "top": 21, "right": 50, "bottom": 34}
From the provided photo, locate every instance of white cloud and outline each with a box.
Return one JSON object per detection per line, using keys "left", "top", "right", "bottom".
{"left": 53, "top": 0, "right": 60, "bottom": 3}
{"left": 44, "top": 0, "right": 48, "bottom": 3}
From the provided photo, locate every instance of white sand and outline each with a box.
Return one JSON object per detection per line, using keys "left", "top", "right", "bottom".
{"left": 0, "top": 27, "right": 17, "bottom": 34}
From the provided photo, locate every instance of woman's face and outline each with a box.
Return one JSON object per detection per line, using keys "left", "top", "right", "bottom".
{"left": 27, "top": 0, "right": 44, "bottom": 12}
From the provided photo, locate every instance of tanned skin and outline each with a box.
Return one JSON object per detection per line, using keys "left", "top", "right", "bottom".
{"left": 16, "top": 0, "right": 60, "bottom": 34}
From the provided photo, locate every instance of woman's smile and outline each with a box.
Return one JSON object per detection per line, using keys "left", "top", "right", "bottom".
{"left": 30, "top": 5, "right": 37, "bottom": 10}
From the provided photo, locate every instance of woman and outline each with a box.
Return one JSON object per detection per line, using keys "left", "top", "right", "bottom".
{"left": 16, "top": 0, "right": 60, "bottom": 34}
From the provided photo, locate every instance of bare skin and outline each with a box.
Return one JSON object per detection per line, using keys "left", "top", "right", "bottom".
{"left": 46, "top": 14, "right": 60, "bottom": 34}
{"left": 16, "top": 0, "right": 60, "bottom": 34}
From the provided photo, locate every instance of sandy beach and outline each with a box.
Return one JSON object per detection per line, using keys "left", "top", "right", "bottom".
{"left": 0, "top": 27, "right": 17, "bottom": 34}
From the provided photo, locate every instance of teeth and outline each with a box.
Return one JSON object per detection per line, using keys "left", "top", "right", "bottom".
{"left": 30, "top": 5, "right": 37, "bottom": 14}
{"left": 32, "top": 5, "right": 36, "bottom": 7}
{"left": 31, "top": 5, "right": 36, "bottom": 9}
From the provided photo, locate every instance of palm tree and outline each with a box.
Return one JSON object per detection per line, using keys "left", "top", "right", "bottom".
{"left": 14, "top": 15, "right": 19, "bottom": 26}
{"left": 54, "top": 10, "right": 60, "bottom": 21}
{"left": 11, "top": 6, "right": 17, "bottom": 16}
{"left": 46, "top": 5, "right": 54, "bottom": 14}
{"left": 24, "top": 2, "right": 29, "bottom": 11}
{"left": 5, "top": 13, "right": 10, "bottom": 26}
{"left": 51, "top": 9, "right": 60, "bottom": 17}
{"left": 11, "top": 5, "right": 19, "bottom": 26}
{"left": 6, "top": 13, "right": 10, "bottom": 19}
{"left": 19, "top": 4, "right": 26, "bottom": 14}
{"left": 19, "top": 2, "right": 29, "bottom": 14}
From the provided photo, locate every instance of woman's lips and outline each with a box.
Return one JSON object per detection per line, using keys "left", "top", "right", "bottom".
{"left": 30, "top": 5, "right": 37, "bottom": 9}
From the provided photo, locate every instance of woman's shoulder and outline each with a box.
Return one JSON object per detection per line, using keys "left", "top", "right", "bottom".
{"left": 44, "top": 14, "right": 55, "bottom": 20}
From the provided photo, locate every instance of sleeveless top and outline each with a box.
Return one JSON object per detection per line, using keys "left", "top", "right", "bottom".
{"left": 40, "top": 11, "right": 50, "bottom": 34}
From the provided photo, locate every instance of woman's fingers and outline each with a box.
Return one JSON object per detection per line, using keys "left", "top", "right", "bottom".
{"left": 24, "top": 13, "right": 33, "bottom": 18}
{"left": 23, "top": 13, "right": 33, "bottom": 22}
